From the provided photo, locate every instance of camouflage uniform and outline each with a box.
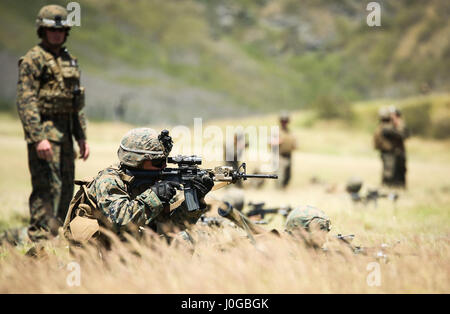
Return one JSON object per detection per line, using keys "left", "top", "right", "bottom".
{"left": 16, "top": 5, "right": 87, "bottom": 240}
{"left": 392, "top": 116, "right": 409, "bottom": 186}
{"left": 64, "top": 129, "right": 208, "bottom": 246}
{"left": 277, "top": 125, "right": 296, "bottom": 189}
{"left": 373, "top": 108, "right": 408, "bottom": 187}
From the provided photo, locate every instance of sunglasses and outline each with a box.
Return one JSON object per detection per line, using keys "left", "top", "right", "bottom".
{"left": 151, "top": 158, "right": 167, "bottom": 168}
{"left": 46, "top": 28, "right": 66, "bottom": 33}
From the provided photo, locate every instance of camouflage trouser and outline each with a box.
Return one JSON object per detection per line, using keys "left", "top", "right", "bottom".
{"left": 277, "top": 155, "right": 292, "bottom": 189}
{"left": 381, "top": 152, "right": 406, "bottom": 188}
{"left": 27, "top": 137, "right": 75, "bottom": 240}
{"left": 393, "top": 152, "right": 407, "bottom": 188}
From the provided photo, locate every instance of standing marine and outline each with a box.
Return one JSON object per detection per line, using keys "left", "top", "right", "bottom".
{"left": 272, "top": 111, "right": 297, "bottom": 188}
{"left": 16, "top": 5, "right": 89, "bottom": 241}
{"left": 389, "top": 106, "right": 409, "bottom": 187}
{"left": 373, "top": 107, "right": 409, "bottom": 188}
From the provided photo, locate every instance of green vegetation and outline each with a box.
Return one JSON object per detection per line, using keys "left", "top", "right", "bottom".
{"left": 0, "top": 0, "right": 449, "bottom": 122}
{"left": 351, "top": 93, "right": 450, "bottom": 139}
{"left": 0, "top": 98, "right": 14, "bottom": 112}
{"left": 310, "top": 95, "right": 354, "bottom": 121}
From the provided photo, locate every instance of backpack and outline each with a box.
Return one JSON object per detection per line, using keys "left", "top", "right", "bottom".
{"left": 63, "top": 179, "right": 104, "bottom": 244}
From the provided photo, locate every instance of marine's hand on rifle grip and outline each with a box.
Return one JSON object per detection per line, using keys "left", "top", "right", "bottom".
{"left": 191, "top": 174, "right": 214, "bottom": 200}
{"left": 150, "top": 181, "right": 182, "bottom": 204}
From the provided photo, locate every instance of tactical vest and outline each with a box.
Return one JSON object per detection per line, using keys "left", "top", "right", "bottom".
{"left": 279, "top": 129, "right": 296, "bottom": 156}
{"left": 63, "top": 165, "right": 136, "bottom": 245}
{"left": 22, "top": 45, "right": 85, "bottom": 115}
{"left": 374, "top": 124, "right": 394, "bottom": 152}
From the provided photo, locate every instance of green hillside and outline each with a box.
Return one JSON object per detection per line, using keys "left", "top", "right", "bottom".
{"left": 0, "top": 0, "right": 449, "bottom": 124}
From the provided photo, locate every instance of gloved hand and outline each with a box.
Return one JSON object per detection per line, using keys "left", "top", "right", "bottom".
{"left": 151, "top": 181, "right": 181, "bottom": 204}
{"left": 191, "top": 175, "right": 214, "bottom": 199}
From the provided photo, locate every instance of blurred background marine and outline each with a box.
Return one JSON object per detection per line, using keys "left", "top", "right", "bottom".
{"left": 373, "top": 107, "right": 408, "bottom": 188}
{"left": 389, "top": 106, "right": 409, "bottom": 187}
{"left": 16, "top": 5, "right": 89, "bottom": 241}
{"left": 272, "top": 111, "right": 297, "bottom": 189}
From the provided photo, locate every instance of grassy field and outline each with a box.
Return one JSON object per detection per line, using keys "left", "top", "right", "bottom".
{"left": 0, "top": 111, "right": 449, "bottom": 293}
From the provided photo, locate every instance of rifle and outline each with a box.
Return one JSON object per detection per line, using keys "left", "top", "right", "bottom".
{"left": 364, "top": 189, "right": 399, "bottom": 207}
{"left": 333, "top": 234, "right": 395, "bottom": 258}
{"left": 246, "top": 202, "right": 292, "bottom": 219}
{"left": 125, "top": 155, "right": 278, "bottom": 212}
{"left": 347, "top": 188, "right": 398, "bottom": 208}
{"left": 333, "top": 234, "right": 364, "bottom": 253}
{"left": 217, "top": 201, "right": 267, "bottom": 243}
{"left": 335, "top": 234, "right": 355, "bottom": 242}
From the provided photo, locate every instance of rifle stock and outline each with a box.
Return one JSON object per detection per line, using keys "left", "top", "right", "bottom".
{"left": 217, "top": 201, "right": 266, "bottom": 235}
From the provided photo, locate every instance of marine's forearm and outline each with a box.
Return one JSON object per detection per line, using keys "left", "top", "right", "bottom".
{"left": 73, "top": 110, "right": 87, "bottom": 140}
{"left": 16, "top": 63, "right": 45, "bottom": 143}
{"left": 97, "top": 188, "right": 164, "bottom": 228}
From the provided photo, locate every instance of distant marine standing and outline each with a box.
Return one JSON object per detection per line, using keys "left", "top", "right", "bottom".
{"left": 16, "top": 5, "right": 89, "bottom": 241}
{"left": 272, "top": 112, "right": 297, "bottom": 188}
{"left": 373, "top": 107, "right": 409, "bottom": 188}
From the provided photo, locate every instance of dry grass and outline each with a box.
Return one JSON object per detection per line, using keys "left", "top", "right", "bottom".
{"left": 0, "top": 113, "right": 449, "bottom": 293}
{"left": 0, "top": 227, "right": 448, "bottom": 293}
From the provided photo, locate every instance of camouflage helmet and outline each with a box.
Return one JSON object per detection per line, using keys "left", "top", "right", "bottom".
{"left": 117, "top": 128, "right": 172, "bottom": 168}
{"left": 346, "top": 176, "right": 363, "bottom": 194}
{"left": 388, "top": 105, "right": 402, "bottom": 117}
{"left": 378, "top": 107, "right": 391, "bottom": 122}
{"left": 36, "top": 5, "right": 71, "bottom": 29}
{"left": 285, "top": 205, "right": 331, "bottom": 233}
{"left": 279, "top": 110, "right": 290, "bottom": 122}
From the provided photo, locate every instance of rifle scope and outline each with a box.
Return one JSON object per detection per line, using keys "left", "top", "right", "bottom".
{"left": 168, "top": 155, "right": 202, "bottom": 165}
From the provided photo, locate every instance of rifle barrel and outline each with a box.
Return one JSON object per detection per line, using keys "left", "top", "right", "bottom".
{"left": 242, "top": 174, "right": 278, "bottom": 179}
{"left": 247, "top": 209, "right": 279, "bottom": 217}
